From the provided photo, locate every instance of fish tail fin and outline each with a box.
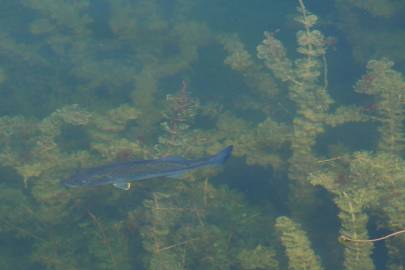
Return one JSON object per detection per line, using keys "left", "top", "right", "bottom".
{"left": 209, "top": 145, "right": 233, "bottom": 165}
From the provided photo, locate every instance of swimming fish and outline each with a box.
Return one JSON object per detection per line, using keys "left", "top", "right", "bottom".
{"left": 64, "top": 145, "right": 233, "bottom": 190}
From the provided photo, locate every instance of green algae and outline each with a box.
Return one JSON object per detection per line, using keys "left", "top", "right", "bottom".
{"left": 0, "top": 1, "right": 404, "bottom": 269}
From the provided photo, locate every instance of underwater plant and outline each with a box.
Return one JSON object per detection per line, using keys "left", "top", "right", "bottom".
{"left": 0, "top": 0, "right": 404, "bottom": 269}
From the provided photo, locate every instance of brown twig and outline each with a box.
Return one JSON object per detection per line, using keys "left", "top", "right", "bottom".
{"left": 158, "top": 238, "right": 199, "bottom": 252}
{"left": 316, "top": 156, "right": 342, "bottom": 163}
{"left": 340, "top": 229, "right": 405, "bottom": 243}
{"left": 88, "top": 210, "right": 117, "bottom": 270}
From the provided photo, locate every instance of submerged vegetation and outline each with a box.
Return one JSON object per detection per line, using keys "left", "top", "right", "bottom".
{"left": 0, "top": 0, "right": 404, "bottom": 269}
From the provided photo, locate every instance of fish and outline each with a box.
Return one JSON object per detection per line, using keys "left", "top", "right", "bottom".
{"left": 64, "top": 145, "right": 233, "bottom": 190}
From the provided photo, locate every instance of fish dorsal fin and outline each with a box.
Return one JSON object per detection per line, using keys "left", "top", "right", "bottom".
{"left": 113, "top": 182, "right": 131, "bottom": 190}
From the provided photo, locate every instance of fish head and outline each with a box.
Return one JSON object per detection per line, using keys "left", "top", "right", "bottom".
{"left": 63, "top": 171, "right": 92, "bottom": 188}
{"left": 63, "top": 169, "right": 112, "bottom": 188}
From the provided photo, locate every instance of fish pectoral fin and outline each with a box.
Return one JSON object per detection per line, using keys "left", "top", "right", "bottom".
{"left": 113, "top": 182, "right": 131, "bottom": 190}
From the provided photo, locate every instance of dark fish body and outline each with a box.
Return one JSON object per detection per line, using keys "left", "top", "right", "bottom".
{"left": 64, "top": 146, "right": 233, "bottom": 189}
